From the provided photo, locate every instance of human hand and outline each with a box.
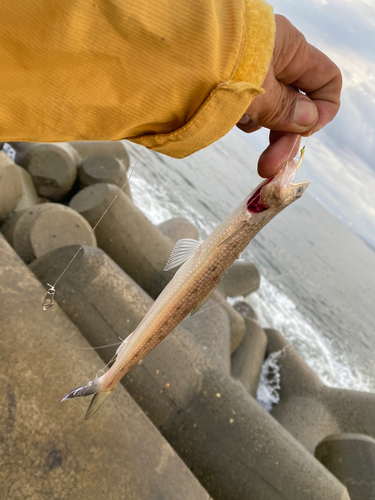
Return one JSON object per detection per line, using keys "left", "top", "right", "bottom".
{"left": 236, "top": 14, "right": 342, "bottom": 178}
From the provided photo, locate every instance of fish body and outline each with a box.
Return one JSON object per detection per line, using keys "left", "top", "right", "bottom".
{"left": 62, "top": 158, "right": 309, "bottom": 419}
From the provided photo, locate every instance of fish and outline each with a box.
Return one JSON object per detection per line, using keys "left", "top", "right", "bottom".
{"left": 62, "top": 152, "right": 309, "bottom": 419}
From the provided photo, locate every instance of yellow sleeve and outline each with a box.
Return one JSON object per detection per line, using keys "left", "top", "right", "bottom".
{"left": 0, "top": 0, "right": 275, "bottom": 158}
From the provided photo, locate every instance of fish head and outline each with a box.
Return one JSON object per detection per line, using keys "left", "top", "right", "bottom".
{"left": 247, "top": 158, "right": 309, "bottom": 215}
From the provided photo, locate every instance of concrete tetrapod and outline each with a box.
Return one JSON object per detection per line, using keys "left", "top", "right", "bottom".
{"left": 265, "top": 328, "right": 375, "bottom": 454}
{"left": 69, "top": 140, "right": 130, "bottom": 168}
{"left": 8, "top": 203, "right": 96, "bottom": 264}
{"left": 30, "top": 245, "right": 350, "bottom": 500}
{"left": 0, "top": 235, "right": 211, "bottom": 500}
{"left": 217, "top": 260, "right": 260, "bottom": 298}
{"left": 233, "top": 300, "right": 258, "bottom": 321}
{"left": 19, "top": 143, "right": 78, "bottom": 201}
{"left": 13, "top": 166, "right": 40, "bottom": 211}
{"left": 212, "top": 290, "right": 246, "bottom": 353}
{"left": 78, "top": 153, "right": 132, "bottom": 199}
{"left": 231, "top": 317, "right": 268, "bottom": 397}
{"left": 70, "top": 183, "right": 174, "bottom": 299}
{"left": 315, "top": 433, "right": 375, "bottom": 500}
{"left": 0, "top": 151, "right": 23, "bottom": 219}
{"left": 158, "top": 217, "right": 200, "bottom": 245}
{"left": 9, "top": 141, "right": 82, "bottom": 166}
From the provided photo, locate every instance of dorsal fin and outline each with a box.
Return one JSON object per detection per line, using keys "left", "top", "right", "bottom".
{"left": 164, "top": 238, "right": 201, "bottom": 272}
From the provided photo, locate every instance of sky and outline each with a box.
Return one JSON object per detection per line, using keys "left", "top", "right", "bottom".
{"left": 239, "top": 0, "right": 375, "bottom": 248}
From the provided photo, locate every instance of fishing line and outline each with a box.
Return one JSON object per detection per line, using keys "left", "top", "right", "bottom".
{"left": 285, "top": 134, "right": 301, "bottom": 165}
{"left": 42, "top": 149, "right": 143, "bottom": 310}
{"left": 48, "top": 339, "right": 122, "bottom": 351}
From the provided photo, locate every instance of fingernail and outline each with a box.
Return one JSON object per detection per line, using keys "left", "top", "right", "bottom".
{"left": 293, "top": 100, "right": 317, "bottom": 126}
{"left": 238, "top": 114, "right": 251, "bottom": 125}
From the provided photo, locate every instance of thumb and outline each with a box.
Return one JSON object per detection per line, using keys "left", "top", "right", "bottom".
{"left": 239, "top": 68, "right": 319, "bottom": 133}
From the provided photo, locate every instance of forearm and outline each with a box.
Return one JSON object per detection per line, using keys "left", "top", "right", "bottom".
{"left": 0, "top": 0, "right": 275, "bottom": 157}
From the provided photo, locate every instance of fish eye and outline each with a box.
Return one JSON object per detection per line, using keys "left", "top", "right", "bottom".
{"left": 297, "top": 188, "right": 302, "bottom": 194}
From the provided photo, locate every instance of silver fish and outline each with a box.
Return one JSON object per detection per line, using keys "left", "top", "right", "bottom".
{"left": 62, "top": 154, "right": 309, "bottom": 419}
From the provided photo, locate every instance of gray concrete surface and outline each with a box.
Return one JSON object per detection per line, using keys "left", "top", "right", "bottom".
{"left": 19, "top": 144, "right": 78, "bottom": 200}
{"left": 11, "top": 203, "right": 96, "bottom": 264}
{"left": 213, "top": 293, "right": 246, "bottom": 353}
{"left": 158, "top": 217, "right": 200, "bottom": 244}
{"left": 315, "top": 433, "right": 375, "bottom": 500}
{"left": 30, "top": 245, "right": 350, "bottom": 500}
{"left": 69, "top": 183, "right": 174, "bottom": 299}
{"left": 231, "top": 318, "right": 267, "bottom": 397}
{"left": 233, "top": 300, "right": 258, "bottom": 321}
{"left": 14, "top": 166, "right": 41, "bottom": 211}
{"left": 78, "top": 153, "right": 132, "bottom": 199}
{"left": 69, "top": 141, "right": 130, "bottom": 169}
{"left": 0, "top": 152, "right": 22, "bottom": 219}
{"left": 0, "top": 234, "right": 211, "bottom": 500}
{"left": 217, "top": 260, "right": 260, "bottom": 298}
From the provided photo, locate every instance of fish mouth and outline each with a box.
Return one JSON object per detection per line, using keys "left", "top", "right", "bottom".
{"left": 247, "top": 155, "right": 309, "bottom": 213}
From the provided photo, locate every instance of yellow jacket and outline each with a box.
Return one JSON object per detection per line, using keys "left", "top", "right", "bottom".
{"left": 0, "top": 0, "right": 274, "bottom": 158}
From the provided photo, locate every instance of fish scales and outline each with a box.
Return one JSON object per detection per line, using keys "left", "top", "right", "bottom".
{"left": 109, "top": 219, "right": 258, "bottom": 386}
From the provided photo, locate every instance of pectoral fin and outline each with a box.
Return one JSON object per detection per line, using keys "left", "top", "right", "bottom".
{"left": 164, "top": 238, "right": 201, "bottom": 271}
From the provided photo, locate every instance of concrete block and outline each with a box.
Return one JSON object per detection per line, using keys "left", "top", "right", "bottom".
{"left": 315, "top": 433, "right": 375, "bottom": 500}
{"left": 14, "top": 166, "right": 41, "bottom": 211}
{"left": 19, "top": 144, "right": 78, "bottom": 201}
{"left": 30, "top": 245, "right": 350, "bottom": 500}
{"left": 78, "top": 153, "right": 132, "bottom": 199}
{"left": 265, "top": 328, "right": 375, "bottom": 454}
{"left": 233, "top": 300, "right": 258, "bottom": 321}
{"left": 69, "top": 140, "right": 130, "bottom": 169}
{"left": 231, "top": 318, "right": 267, "bottom": 397}
{"left": 158, "top": 217, "right": 200, "bottom": 245}
{"left": 217, "top": 260, "right": 260, "bottom": 298}
{"left": 265, "top": 328, "right": 341, "bottom": 452}
{"left": 69, "top": 183, "right": 174, "bottom": 299}
{"left": 0, "top": 210, "right": 25, "bottom": 246}
{"left": 213, "top": 291, "right": 246, "bottom": 353}
{"left": 12, "top": 203, "right": 96, "bottom": 263}
{"left": 9, "top": 141, "right": 82, "bottom": 166}
{"left": 0, "top": 151, "right": 23, "bottom": 219}
{"left": 0, "top": 235, "right": 211, "bottom": 500}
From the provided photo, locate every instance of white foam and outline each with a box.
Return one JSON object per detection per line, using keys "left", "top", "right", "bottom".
{"left": 256, "top": 349, "right": 285, "bottom": 412}
{"left": 248, "top": 277, "right": 373, "bottom": 394}
{"left": 130, "top": 171, "right": 213, "bottom": 235}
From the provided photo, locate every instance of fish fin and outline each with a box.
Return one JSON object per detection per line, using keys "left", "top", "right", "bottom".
{"left": 164, "top": 238, "right": 201, "bottom": 271}
{"left": 61, "top": 378, "right": 100, "bottom": 401}
{"left": 85, "top": 391, "right": 113, "bottom": 420}
{"left": 61, "top": 376, "right": 113, "bottom": 420}
{"left": 218, "top": 221, "right": 247, "bottom": 248}
{"left": 189, "top": 289, "right": 216, "bottom": 317}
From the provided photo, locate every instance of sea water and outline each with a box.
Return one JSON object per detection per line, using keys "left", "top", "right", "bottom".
{"left": 124, "top": 130, "right": 375, "bottom": 408}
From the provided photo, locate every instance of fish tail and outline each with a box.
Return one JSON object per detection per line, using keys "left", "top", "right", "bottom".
{"left": 61, "top": 375, "right": 115, "bottom": 420}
